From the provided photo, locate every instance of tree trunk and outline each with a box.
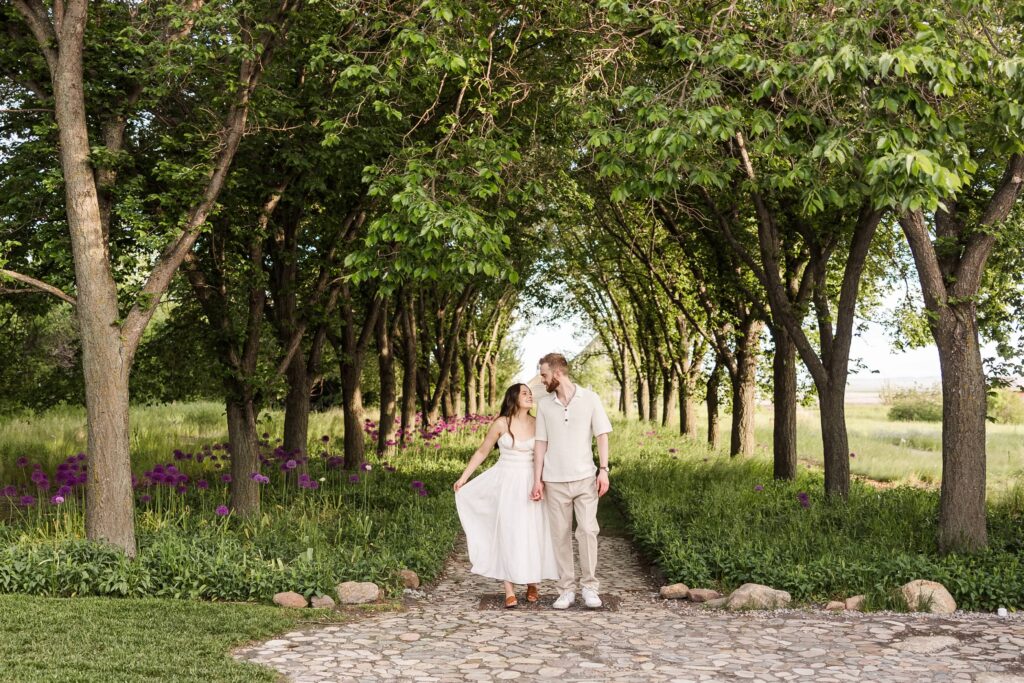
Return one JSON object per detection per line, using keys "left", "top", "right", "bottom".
{"left": 399, "top": 296, "right": 418, "bottom": 445}
{"left": 933, "top": 306, "right": 988, "bottom": 552}
{"left": 463, "top": 351, "right": 478, "bottom": 416}
{"left": 341, "top": 359, "right": 366, "bottom": 469}
{"left": 679, "top": 374, "right": 697, "bottom": 437}
{"left": 817, "top": 381, "right": 850, "bottom": 497}
{"left": 82, "top": 347, "right": 135, "bottom": 554}
{"left": 282, "top": 353, "right": 310, "bottom": 457}
{"left": 729, "top": 366, "right": 757, "bottom": 457}
{"left": 450, "top": 348, "right": 462, "bottom": 417}
{"left": 729, "top": 328, "right": 760, "bottom": 457}
{"left": 620, "top": 346, "right": 633, "bottom": 418}
{"left": 662, "top": 368, "right": 678, "bottom": 427}
{"left": 226, "top": 396, "right": 260, "bottom": 515}
{"left": 637, "top": 374, "right": 650, "bottom": 423}
{"left": 52, "top": 8, "right": 136, "bottom": 555}
{"left": 772, "top": 327, "right": 798, "bottom": 480}
{"left": 376, "top": 307, "right": 397, "bottom": 456}
{"left": 707, "top": 361, "right": 721, "bottom": 450}
{"left": 647, "top": 372, "right": 659, "bottom": 422}
{"left": 487, "top": 357, "right": 498, "bottom": 409}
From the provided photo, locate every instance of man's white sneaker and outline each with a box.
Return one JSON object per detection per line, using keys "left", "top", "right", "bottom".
{"left": 582, "top": 587, "right": 602, "bottom": 609}
{"left": 552, "top": 591, "right": 575, "bottom": 609}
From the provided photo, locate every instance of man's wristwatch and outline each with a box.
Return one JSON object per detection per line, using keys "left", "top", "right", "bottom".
{"left": 598, "top": 466, "right": 610, "bottom": 472}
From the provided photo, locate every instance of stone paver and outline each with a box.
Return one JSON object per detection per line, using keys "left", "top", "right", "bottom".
{"left": 235, "top": 536, "right": 1024, "bottom": 681}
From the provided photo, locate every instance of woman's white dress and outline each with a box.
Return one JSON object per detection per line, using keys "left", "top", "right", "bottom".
{"left": 455, "top": 433, "right": 559, "bottom": 584}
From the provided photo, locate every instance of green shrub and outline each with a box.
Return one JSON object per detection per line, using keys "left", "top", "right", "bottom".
{"left": 888, "top": 399, "right": 943, "bottom": 422}
{"left": 883, "top": 384, "right": 943, "bottom": 422}
{"left": 612, "top": 445, "right": 1024, "bottom": 611}
{"left": 988, "top": 389, "right": 1024, "bottom": 425}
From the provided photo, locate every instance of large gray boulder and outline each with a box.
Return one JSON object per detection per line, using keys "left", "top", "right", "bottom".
{"left": 726, "top": 583, "right": 792, "bottom": 610}
{"left": 336, "top": 581, "right": 381, "bottom": 604}
{"left": 901, "top": 580, "right": 956, "bottom": 614}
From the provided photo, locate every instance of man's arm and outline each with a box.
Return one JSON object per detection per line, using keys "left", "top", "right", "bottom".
{"left": 595, "top": 432, "right": 610, "bottom": 497}
{"left": 531, "top": 439, "right": 547, "bottom": 500}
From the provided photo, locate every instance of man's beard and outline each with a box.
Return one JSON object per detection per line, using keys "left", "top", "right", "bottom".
{"left": 544, "top": 376, "right": 560, "bottom": 393}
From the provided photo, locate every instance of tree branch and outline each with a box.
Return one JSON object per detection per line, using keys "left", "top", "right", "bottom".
{"left": 0, "top": 269, "right": 76, "bottom": 305}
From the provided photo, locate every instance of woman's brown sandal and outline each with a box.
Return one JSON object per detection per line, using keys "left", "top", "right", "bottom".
{"left": 504, "top": 594, "right": 518, "bottom": 608}
{"left": 526, "top": 585, "right": 539, "bottom": 603}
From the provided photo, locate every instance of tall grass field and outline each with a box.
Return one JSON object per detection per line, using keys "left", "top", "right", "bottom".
{"left": 0, "top": 400, "right": 1022, "bottom": 612}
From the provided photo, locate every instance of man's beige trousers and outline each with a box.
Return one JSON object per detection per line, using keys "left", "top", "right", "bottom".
{"left": 544, "top": 477, "right": 600, "bottom": 593}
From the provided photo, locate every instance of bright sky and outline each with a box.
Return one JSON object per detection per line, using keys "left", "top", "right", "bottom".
{"left": 512, "top": 301, "right": 944, "bottom": 391}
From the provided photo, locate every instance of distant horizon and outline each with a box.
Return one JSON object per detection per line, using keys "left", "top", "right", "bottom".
{"left": 513, "top": 304, "right": 948, "bottom": 394}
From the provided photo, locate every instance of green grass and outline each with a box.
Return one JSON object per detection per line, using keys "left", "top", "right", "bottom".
{"left": 0, "top": 594, "right": 344, "bottom": 682}
{"left": 629, "top": 402, "right": 1024, "bottom": 497}
{"left": 0, "top": 401, "right": 349, "bottom": 485}
{"left": 609, "top": 418, "right": 1024, "bottom": 611}
{"left": 3, "top": 400, "right": 1021, "bottom": 495}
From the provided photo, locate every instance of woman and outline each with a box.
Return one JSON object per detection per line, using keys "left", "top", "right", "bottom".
{"left": 454, "top": 383, "right": 558, "bottom": 607}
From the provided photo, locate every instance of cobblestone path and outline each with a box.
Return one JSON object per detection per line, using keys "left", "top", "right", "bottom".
{"left": 235, "top": 535, "right": 1024, "bottom": 682}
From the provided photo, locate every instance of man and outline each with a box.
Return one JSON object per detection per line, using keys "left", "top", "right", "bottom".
{"left": 531, "top": 352, "right": 612, "bottom": 609}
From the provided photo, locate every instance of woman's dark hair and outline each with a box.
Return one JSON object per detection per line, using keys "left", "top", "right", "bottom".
{"left": 498, "top": 383, "right": 528, "bottom": 444}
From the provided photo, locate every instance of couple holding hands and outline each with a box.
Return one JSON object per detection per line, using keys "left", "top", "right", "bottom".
{"left": 453, "top": 353, "right": 612, "bottom": 609}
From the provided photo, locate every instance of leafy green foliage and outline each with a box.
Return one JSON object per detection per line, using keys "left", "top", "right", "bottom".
{"left": 988, "top": 389, "right": 1024, "bottom": 425}
{"left": 614, "top": 440, "right": 1024, "bottom": 610}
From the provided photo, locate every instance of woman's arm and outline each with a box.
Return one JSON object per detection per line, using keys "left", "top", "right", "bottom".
{"left": 453, "top": 418, "right": 504, "bottom": 491}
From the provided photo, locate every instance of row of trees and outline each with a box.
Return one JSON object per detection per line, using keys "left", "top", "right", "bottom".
{"left": 2, "top": 1, "right": 1022, "bottom": 556}
{"left": 546, "top": 0, "right": 1024, "bottom": 553}
{"left": 0, "top": 0, "right": 582, "bottom": 554}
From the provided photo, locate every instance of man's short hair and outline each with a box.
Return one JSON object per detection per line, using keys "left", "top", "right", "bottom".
{"left": 539, "top": 352, "right": 569, "bottom": 373}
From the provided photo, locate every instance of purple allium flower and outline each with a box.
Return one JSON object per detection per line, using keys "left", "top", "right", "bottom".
{"left": 196, "top": 479, "right": 209, "bottom": 490}
{"left": 410, "top": 480, "right": 424, "bottom": 489}
{"left": 175, "top": 484, "right": 187, "bottom": 494}
{"left": 50, "top": 495, "right": 65, "bottom": 505}
{"left": 668, "top": 448, "right": 677, "bottom": 453}
{"left": 360, "top": 463, "right": 372, "bottom": 472}
{"left": 56, "top": 485, "right": 72, "bottom": 497}
{"left": 1, "top": 485, "right": 17, "bottom": 497}
{"left": 215, "top": 505, "right": 230, "bottom": 516}
{"left": 348, "top": 474, "right": 360, "bottom": 484}
{"left": 754, "top": 485, "right": 764, "bottom": 492}
{"left": 417, "top": 489, "right": 428, "bottom": 497}
{"left": 15, "top": 456, "right": 29, "bottom": 467}
{"left": 220, "top": 474, "right": 232, "bottom": 483}
{"left": 262, "top": 432, "right": 270, "bottom": 439}
{"left": 19, "top": 495, "right": 35, "bottom": 507}
{"left": 321, "top": 435, "right": 330, "bottom": 443}
{"left": 285, "top": 459, "right": 298, "bottom": 470}
{"left": 849, "top": 452, "right": 856, "bottom": 458}
{"left": 797, "top": 492, "right": 810, "bottom": 508}
{"left": 139, "top": 494, "right": 152, "bottom": 503}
